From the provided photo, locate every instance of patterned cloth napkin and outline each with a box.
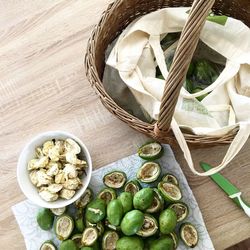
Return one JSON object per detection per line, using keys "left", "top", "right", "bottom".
{"left": 12, "top": 145, "right": 214, "bottom": 250}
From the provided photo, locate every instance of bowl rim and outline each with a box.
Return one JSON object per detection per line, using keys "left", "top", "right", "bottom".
{"left": 17, "top": 130, "right": 92, "bottom": 208}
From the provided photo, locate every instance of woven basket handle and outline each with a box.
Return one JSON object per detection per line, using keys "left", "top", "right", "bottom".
{"left": 155, "top": 0, "right": 215, "bottom": 135}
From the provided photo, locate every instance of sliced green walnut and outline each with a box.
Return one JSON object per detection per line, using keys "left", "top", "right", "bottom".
{"left": 40, "top": 240, "right": 57, "bottom": 250}
{"left": 103, "top": 171, "right": 127, "bottom": 189}
{"left": 37, "top": 208, "right": 54, "bottom": 231}
{"left": 169, "top": 232, "right": 179, "bottom": 249}
{"left": 96, "top": 221, "right": 105, "bottom": 236}
{"left": 85, "top": 199, "right": 106, "bottom": 223}
{"left": 72, "top": 234, "right": 83, "bottom": 248}
{"left": 85, "top": 219, "right": 95, "bottom": 228}
{"left": 138, "top": 142, "right": 163, "bottom": 160}
{"left": 180, "top": 223, "right": 199, "bottom": 248}
{"left": 84, "top": 220, "right": 104, "bottom": 236}
{"left": 162, "top": 174, "right": 179, "bottom": 186}
{"left": 137, "top": 214, "right": 158, "bottom": 237}
{"left": 50, "top": 207, "right": 66, "bottom": 216}
{"left": 102, "top": 230, "right": 119, "bottom": 250}
{"left": 97, "top": 188, "right": 116, "bottom": 204}
{"left": 124, "top": 180, "right": 141, "bottom": 196}
{"left": 158, "top": 182, "right": 182, "bottom": 202}
{"left": 169, "top": 202, "right": 189, "bottom": 222}
{"left": 81, "top": 227, "right": 98, "bottom": 246}
{"left": 75, "top": 188, "right": 93, "bottom": 209}
{"left": 146, "top": 188, "right": 164, "bottom": 213}
{"left": 137, "top": 162, "right": 161, "bottom": 183}
{"left": 55, "top": 215, "right": 74, "bottom": 241}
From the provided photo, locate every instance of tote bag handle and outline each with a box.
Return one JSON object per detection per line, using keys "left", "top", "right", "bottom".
{"left": 171, "top": 119, "right": 250, "bottom": 176}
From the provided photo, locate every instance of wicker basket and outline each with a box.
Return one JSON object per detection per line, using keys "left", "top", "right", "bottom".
{"left": 85, "top": 0, "right": 250, "bottom": 146}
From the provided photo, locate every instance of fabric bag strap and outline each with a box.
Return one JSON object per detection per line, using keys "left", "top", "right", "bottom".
{"left": 171, "top": 119, "right": 250, "bottom": 176}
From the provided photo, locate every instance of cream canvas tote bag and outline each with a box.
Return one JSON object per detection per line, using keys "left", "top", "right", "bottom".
{"left": 107, "top": 7, "right": 250, "bottom": 175}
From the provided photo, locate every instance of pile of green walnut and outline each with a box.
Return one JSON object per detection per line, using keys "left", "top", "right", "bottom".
{"left": 37, "top": 142, "right": 199, "bottom": 250}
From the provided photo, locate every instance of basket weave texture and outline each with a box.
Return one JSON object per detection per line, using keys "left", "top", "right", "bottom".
{"left": 85, "top": 0, "right": 250, "bottom": 146}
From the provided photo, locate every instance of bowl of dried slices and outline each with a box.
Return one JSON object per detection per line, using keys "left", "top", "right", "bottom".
{"left": 17, "top": 131, "right": 92, "bottom": 208}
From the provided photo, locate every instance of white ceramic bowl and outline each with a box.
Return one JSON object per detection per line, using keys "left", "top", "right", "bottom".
{"left": 17, "top": 131, "right": 92, "bottom": 208}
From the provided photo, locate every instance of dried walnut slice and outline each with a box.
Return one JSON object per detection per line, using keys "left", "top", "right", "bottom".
{"left": 60, "top": 189, "right": 76, "bottom": 200}
{"left": 39, "top": 189, "right": 58, "bottom": 202}
{"left": 47, "top": 184, "right": 63, "bottom": 194}
{"left": 28, "top": 138, "right": 86, "bottom": 202}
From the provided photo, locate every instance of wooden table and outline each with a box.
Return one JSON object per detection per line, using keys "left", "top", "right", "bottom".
{"left": 0, "top": 1, "right": 249, "bottom": 249}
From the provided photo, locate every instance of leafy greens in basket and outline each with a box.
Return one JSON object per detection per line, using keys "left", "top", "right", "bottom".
{"left": 156, "top": 32, "right": 226, "bottom": 101}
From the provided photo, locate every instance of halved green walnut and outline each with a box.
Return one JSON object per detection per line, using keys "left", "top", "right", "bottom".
{"left": 137, "top": 162, "right": 161, "bottom": 183}
{"left": 97, "top": 221, "right": 105, "bottom": 236}
{"left": 162, "top": 174, "right": 179, "bottom": 186}
{"left": 85, "top": 219, "right": 96, "bottom": 228}
{"left": 75, "top": 188, "right": 93, "bottom": 209}
{"left": 169, "top": 202, "right": 189, "bottom": 222}
{"left": 55, "top": 214, "right": 74, "bottom": 241}
{"left": 170, "top": 232, "right": 179, "bottom": 249}
{"left": 180, "top": 223, "right": 199, "bottom": 248}
{"left": 81, "top": 227, "right": 98, "bottom": 246}
{"left": 97, "top": 188, "right": 116, "bottom": 204}
{"left": 84, "top": 220, "right": 104, "bottom": 236}
{"left": 146, "top": 188, "right": 164, "bottom": 213}
{"left": 102, "top": 230, "right": 119, "bottom": 250}
{"left": 137, "top": 214, "right": 158, "bottom": 237}
{"left": 158, "top": 182, "right": 182, "bottom": 202}
{"left": 72, "top": 234, "right": 83, "bottom": 248}
{"left": 124, "top": 179, "right": 141, "bottom": 196}
{"left": 103, "top": 171, "right": 127, "bottom": 189}
{"left": 50, "top": 207, "right": 66, "bottom": 216}
{"left": 138, "top": 142, "right": 163, "bottom": 160}
{"left": 40, "top": 240, "right": 57, "bottom": 250}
